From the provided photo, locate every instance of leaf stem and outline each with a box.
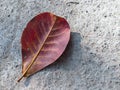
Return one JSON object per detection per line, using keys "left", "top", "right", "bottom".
{"left": 17, "top": 75, "right": 24, "bottom": 82}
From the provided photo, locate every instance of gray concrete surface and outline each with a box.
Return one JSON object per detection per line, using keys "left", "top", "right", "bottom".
{"left": 0, "top": 0, "right": 120, "bottom": 90}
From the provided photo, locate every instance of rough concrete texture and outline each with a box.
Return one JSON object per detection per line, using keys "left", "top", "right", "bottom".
{"left": 0, "top": 0, "right": 120, "bottom": 90}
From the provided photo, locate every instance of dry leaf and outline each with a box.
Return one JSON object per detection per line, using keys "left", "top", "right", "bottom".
{"left": 18, "top": 12, "right": 70, "bottom": 82}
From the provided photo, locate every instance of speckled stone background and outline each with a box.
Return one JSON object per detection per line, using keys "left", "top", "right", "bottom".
{"left": 0, "top": 0, "right": 120, "bottom": 90}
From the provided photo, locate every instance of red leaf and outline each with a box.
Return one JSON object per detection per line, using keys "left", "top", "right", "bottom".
{"left": 18, "top": 12, "right": 70, "bottom": 82}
